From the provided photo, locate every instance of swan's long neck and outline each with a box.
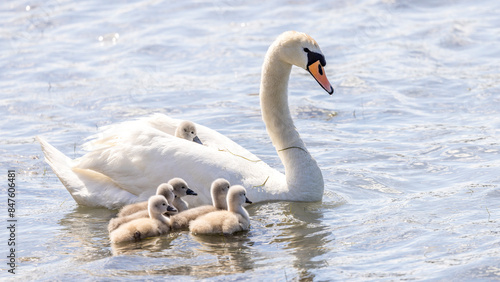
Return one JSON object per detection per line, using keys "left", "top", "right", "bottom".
{"left": 259, "top": 46, "right": 324, "bottom": 201}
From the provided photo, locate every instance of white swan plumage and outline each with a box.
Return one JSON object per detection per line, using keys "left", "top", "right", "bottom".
{"left": 37, "top": 31, "right": 334, "bottom": 209}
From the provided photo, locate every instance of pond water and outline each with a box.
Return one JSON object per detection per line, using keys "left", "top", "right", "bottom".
{"left": 1, "top": 0, "right": 499, "bottom": 280}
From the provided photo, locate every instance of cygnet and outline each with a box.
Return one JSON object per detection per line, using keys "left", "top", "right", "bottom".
{"left": 175, "top": 120, "right": 203, "bottom": 145}
{"left": 189, "top": 185, "right": 252, "bottom": 235}
{"left": 109, "top": 195, "right": 171, "bottom": 243}
{"left": 169, "top": 177, "right": 198, "bottom": 212}
{"left": 170, "top": 178, "right": 230, "bottom": 230}
{"left": 116, "top": 183, "right": 177, "bottom": 218}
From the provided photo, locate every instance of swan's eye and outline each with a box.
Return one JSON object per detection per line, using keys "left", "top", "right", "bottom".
{"left": 191, "top": 131, "right": 194, "bottom": 134}
{"left": 303, "top": 48, "right": 310, "bottom": 53}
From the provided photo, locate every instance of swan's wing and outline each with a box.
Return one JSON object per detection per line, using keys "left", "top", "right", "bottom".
{"left": 74, "top": 125, "right": 284, "bottom": 206}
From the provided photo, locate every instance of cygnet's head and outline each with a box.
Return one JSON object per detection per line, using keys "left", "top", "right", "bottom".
{"left": 156, "top": 183, "right": 175, "bottom": 204}
{"left": 175, "top": 120, "right": 203, "bottom": 145}
{"left": 148, "top": 195, "right": 170, "bottom": 217}
{"left": 227, "top": 185, "right": 252, "bottom": 208}
{"left": 155, "top": 183, "right": 177, "bottom": 213}
{"left": 168, "top": 177, "right": 198, "bottom": 197}
{"left": 270, "top": 31, "right": 333, "bottom": 94}
{"left": 210, "top": 178, "right": 230, "bottom": 210}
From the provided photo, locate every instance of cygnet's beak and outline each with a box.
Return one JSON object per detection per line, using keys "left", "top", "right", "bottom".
{"left": 186, "top": 188, "right": 198, "bottom": 196}
{"left": 245, "top": 197, "right": 252, "bottom": 204}
{"left": 193, "top": 135, "right": 203, "bottom": 145}
{"left": 167, "top": 205, "right": 177, "bottom": 212}
{"left": 307, "top": 60, "right": 334, "bottom": 95}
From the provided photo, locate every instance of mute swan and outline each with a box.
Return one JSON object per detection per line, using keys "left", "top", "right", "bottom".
{"left": 189, "top": 185, "right": 252, "bottom": 235}
{"left": 116, "top": 183, "right": 177, "bottom": 218}
{"left": 109, "top": 195, "right": 171, "bottom": 243}
{"left": 170, "top": 178, "right": 230, "bottom": 230}
{"left": 36, "top": 31, "right": 334, "bottom": 209}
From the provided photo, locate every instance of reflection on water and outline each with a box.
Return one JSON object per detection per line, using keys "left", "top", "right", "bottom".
{"left": 56, "top": 206, "right": 115, "bottom": 262}
{"left": 21, "top": 199, "right": 343, "bottom": 280}
{"left": 187, "top": 233, "right": 255, "bottom": 278}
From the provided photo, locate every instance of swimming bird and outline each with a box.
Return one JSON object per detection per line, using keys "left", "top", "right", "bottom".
{"left": 189, "top": 185, "right": 252, "bottom": 235}
{"left": 109, "top": 195, "right": 171, "bottom": 243}
{"left": 170, "top": 178, "right": 230, "bottom": 230}
{"left": 169, "top": 177, "right": 198, "bottom": 212}
{"left": 36, "top": 31, "right": 334, "bottom": 209}
{"left": 107, "top": 183, "right": 177, "bottom": 233}
{"left": 116, "top": 182, "right": 177, "bottom": 218}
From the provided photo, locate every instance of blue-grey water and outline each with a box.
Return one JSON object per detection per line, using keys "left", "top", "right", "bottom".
{"left": 1, "top": 0, "right": 500, "bottom": 280}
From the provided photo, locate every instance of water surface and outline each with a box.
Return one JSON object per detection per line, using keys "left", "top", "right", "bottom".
{"left": 1, "top": 0, "right": 499, "bottom": 280}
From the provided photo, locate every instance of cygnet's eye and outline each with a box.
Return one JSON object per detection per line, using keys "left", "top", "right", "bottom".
{"left": 191, "top": 131, "right": 194, "bottom": 134}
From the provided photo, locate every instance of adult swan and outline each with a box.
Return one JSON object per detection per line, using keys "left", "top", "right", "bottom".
{"left": 37, "top": 31, "right": 334, "bottom": 209}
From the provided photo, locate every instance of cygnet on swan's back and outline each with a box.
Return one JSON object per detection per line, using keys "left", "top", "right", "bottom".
{"left": 170, "top": 178, "right": 230, "bottom": 230}
{"left": 109, "top": 195, "right": 171, "bottom": 243}
{"left": 116, "top": 183, "right": 177, "bottom": 218}
{"left": 189, "top": 185, "right": 252, "bottom": 235}
{"left": 175, "top": 120, "right": 203, "bottom": 145}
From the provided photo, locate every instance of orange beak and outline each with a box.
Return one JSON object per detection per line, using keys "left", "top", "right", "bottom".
{"left": 307, "top": 61, "right": 334, "bottom": 94}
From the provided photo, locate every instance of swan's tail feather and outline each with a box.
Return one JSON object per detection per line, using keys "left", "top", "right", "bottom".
{"left": 37, "top": 136, "right": 138, "bottom": 209}
{"left": 36, "top": 136, "right": 86, "bottom": 200}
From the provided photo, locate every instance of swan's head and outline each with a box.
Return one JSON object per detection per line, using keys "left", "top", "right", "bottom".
{"left": 148, "top": 195, "right": 171, "bottom": 217}
{"left": 210, "top": 178, "right": 230, "bottom": 209}
{"left": 175, "top": 120, "right": 203, "bottom": 145}
{"left": 273, "top": 31, "right": 334, "bottom": 94}
{"left": 155, "top": 183, "right": 177, "bottom": 213}
{"left": 227, "top": 185, "right": 252, "bottom": 208}
{"left": 168, "top": 177, "right": 198, "bottom": 197}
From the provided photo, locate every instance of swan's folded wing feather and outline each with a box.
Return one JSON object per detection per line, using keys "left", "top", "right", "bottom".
{"left": 74, "top": 124, "right": 284, "bottom": 206}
